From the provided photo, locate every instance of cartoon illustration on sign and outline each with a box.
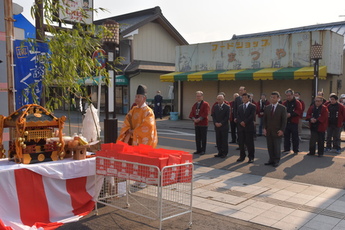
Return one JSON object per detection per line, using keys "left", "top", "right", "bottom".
{"left": 178, "top": 53, "right": 192, "bottom": 72}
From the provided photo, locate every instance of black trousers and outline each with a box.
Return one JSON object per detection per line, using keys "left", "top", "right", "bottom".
{"left": 154, "top": 105, "right": 162, "bottom": 119}
{"left": 284, "top": 122, "right": 299, "bottom": 152}
{"left": 238, "top": 131, "right": 255, "bottom": 160}
{"left": 215, "top": 126, "right": 229, "bottom": 155}
{"left": 195, "top": 126, "right": 208, "bottom": 153}
{"left": 326, "top": 125, "right": 342, "bottom": 150}
{"left": 266, "top": 135, "right": 282, "bottom": 164}
{"left": 309, "top": 130, "right": 325, "bottom": 155}
{"left": 230, "top": 121, "right": 237, "bottom": 142}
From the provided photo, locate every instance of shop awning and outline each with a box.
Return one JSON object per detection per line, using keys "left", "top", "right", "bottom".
{"left": 114, "top": 75, "right": 129, "bottom": 85}
{"left": 80, "top": 75, "right": 128, "bottom": 85}
{"left": 160, "top": 66, "right": 327, "bottom": 82}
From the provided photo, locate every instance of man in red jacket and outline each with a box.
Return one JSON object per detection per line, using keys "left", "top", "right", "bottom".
{"left": 306, "top": 96, "right": 328, "bottom": 157}
{"left": 282, "top": 89, "right": 303, "bottom": 154}
{"left": 294, "top": 92, "right": 305, "bottom": 141}
{"left": 189, "top": 91, "right": 210, "bottom": 155}
{"left": 326, "top": 94, "right": 345, "bottom": 154}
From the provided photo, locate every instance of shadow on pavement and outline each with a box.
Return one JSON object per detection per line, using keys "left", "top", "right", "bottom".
{"left": 283, "top": 154, "right": 334, "bottom": 180}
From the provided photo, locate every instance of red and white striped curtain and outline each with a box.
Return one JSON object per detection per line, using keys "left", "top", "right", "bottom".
{"left": 0, "top": 158, "right": 102, "bottom": 230}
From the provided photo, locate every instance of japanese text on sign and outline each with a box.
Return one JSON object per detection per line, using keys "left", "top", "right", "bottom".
{"left": 212, "top": 39, "right": 270, "bottom": 51}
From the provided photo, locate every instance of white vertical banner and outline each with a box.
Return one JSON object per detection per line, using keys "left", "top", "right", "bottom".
{"left": 108, "top": 70, "right": 114, "bottom": 112}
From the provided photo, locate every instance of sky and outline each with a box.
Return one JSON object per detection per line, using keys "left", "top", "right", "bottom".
{"left": 12, "top": 0, "right": 345, "bottom": 44}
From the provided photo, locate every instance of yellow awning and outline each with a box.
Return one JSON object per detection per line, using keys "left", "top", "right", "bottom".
{"left": 160, "top": 66, "right": 327, "bottom": 82}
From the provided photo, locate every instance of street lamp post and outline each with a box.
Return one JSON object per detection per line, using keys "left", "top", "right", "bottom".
{"left": 103, "top": 20, "right": 120, "bottom": 143}
{"left": 310, "top": 42, "right": 323, "bottom": 98}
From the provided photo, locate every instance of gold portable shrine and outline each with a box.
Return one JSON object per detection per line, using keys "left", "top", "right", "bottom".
{"left": 0, "top": 104, "right": 66, "bottom": 164}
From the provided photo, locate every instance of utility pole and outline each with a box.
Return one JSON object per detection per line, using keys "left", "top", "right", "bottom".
{"left": 4, "top": 0, "right": 15, "bottom": 115}
{"left": 35, "top": 0, "right": 45, "bottom": 106}
{"left": 35, "top": 0, "right": 44, "bottom": 42}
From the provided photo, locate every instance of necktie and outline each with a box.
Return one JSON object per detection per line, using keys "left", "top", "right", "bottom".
{"left": 243, "top": 104, "right": 246, "bottom": 112}
{"left": 271, "top": 105, "right": 275, "bottom": 116}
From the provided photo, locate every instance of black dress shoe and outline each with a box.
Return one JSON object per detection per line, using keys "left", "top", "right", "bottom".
{"left": 220, "top": 154, "right": 227, "bottom": 158}
{"left": 214, "top": 154, "right": 221, "bottom": 157}
{"left": 307, "top": 152, "right": 315, "bottom": 156}
{"left": 200, "top": 151, "right": 205, "bottom": 155}
{"left": 264, "top": 162, "right": 273, "bottom": 165}
{"left": 230, "top": 141, "right": 236, "bottom": 143}
{"left": 236, "top": 158, "right": 245, "bottom": 162}
{"left": 272, "top": 163, "right": 279, "bottom": 167}
{"left": 247, "top": 159, "right": 254, "bottom": 163}
{"left": 318, "top": 154, "right": 323, "bottom": 157}
{"left": 193, "top": 151, "right": 200, "bottom": 154}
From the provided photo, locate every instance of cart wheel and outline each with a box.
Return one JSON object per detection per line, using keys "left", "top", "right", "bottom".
{"left": 94, "top": 210, "right": 99, "bottom": 216}
{"left": 126, "top": 203, "right": 130, "bottom": 208}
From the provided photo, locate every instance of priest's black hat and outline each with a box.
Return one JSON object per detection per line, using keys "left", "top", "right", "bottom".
{"left": 136, "top": 84, "right": 147, "bottom": 96}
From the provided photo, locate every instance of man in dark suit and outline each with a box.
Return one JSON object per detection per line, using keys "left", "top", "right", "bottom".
{"left": 233, "top": 86, "right": 246, "bottom": 123}
{"left": 233, "top": 86, "right": 246, "bottom": 150}
{"left": 154, "top": 90, "right": 163, "bottom": 119}
{"left": 236, "top": 93, "right": 256, "bottom": 163}
{"left": 263, "top": 91, "right": 287, "bottom": 167}
{"left": 256, "top": 93, "right": 270, "bottom": 136}
{"left": 229, "top": 93, "right": 239, "bottom": 143}
{"left": 212, "top": 94, "right": 230, "bottom": 158}
{"left": 282, "top": 89, "right": 303, "bottom": 154}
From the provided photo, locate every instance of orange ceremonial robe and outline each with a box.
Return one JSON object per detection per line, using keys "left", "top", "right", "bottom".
{"left": 117, "top": 103, "right": 158, "bottom": 148}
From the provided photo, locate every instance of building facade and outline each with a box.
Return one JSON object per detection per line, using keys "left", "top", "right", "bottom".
{"left": 95, "top": 6, "right": 188, "bottom": 114}
{"left": 161, "top": 23, "right": 345, "bottom": 120}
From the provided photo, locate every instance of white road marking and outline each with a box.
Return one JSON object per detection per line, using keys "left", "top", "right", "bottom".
{"left": 158, "top": 129, "right": 194, "bottom": 136}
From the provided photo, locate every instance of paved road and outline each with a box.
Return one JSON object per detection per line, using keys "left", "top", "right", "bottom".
{"left": 55, "top": 110, "right": 345, "bottom": 230}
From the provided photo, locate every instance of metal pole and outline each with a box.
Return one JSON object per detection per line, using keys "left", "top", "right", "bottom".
{"left": 97, "top": 74, "right": 102, "bottom": 117}
{"left": 113, "top": 47, "right": 118, "bottom": 119}
{"left": 314, "top": 59, "right": 319, "bottom": 98}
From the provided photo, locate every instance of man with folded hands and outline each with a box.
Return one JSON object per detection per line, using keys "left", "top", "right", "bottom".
{"left": 212, "top": 94, "right": 230, "bottom": 158}
{"left": 117, "top": 84, "right": 158, "bottom": 148}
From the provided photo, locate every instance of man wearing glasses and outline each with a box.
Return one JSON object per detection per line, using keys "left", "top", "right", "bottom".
{"left": 306, "top": 96, "right": 328, "bottom": 157}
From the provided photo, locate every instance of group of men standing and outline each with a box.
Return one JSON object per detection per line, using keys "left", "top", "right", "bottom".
{"left": 189, "top": 87, "right": 345, "bottom": 167}
{"left": 116, "top": 84, "right": 344, "bottom": 170}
